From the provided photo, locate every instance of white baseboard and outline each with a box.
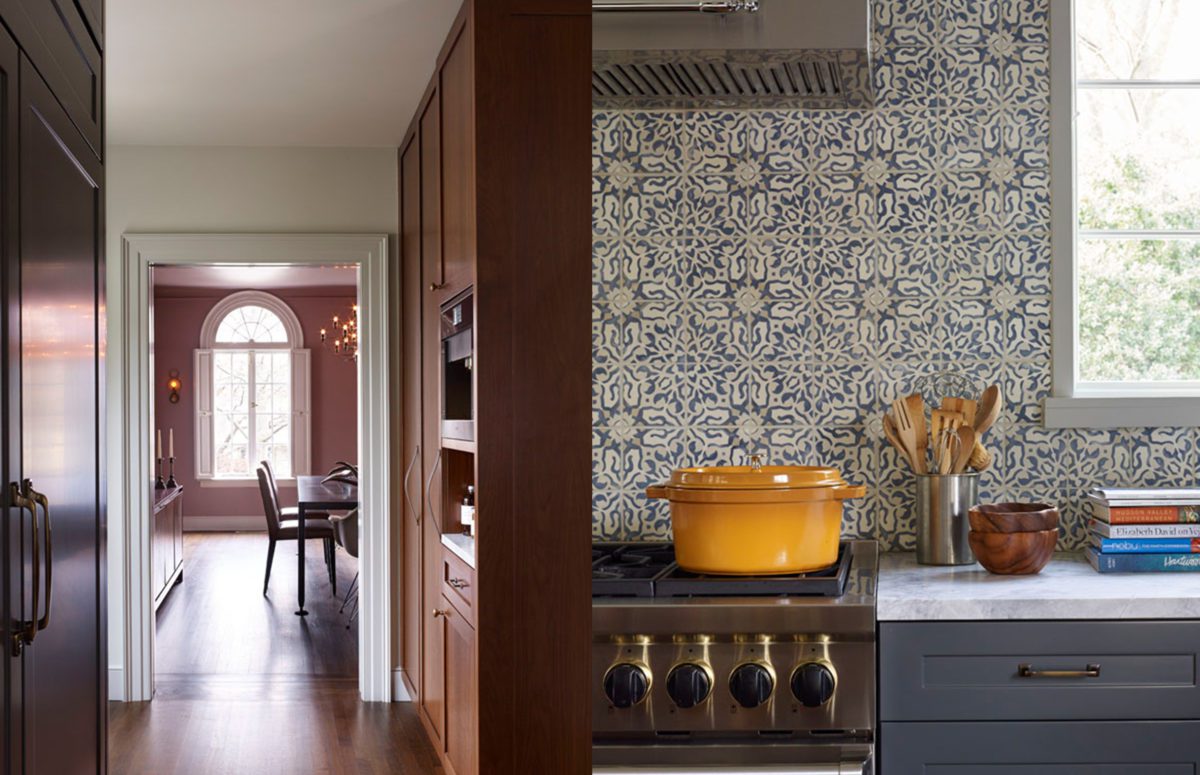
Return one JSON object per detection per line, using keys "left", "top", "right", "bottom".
{"left": 109, "top": 666, "right": 125, "bottom": 702}
{"left": 184, "top": 516, "right": 266, "bottom": 532}
{"left": 392, "top": 668, "right": 414, "bottom": 702}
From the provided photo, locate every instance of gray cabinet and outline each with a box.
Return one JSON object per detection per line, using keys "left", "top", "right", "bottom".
{"left": 152, "top": 487, "right": 184, "bottom": 611}
{"left": 882, "top": 721, "right": 1200, "bottom": 773}
{"left": 880, "top": 621, "right": 1200, "bottom": 773}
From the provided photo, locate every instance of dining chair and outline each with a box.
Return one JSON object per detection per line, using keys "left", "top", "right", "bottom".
{"left": 257, "top": 466, "right": 337, "bottom": 597}
{"left": 329, "top": 509, "right": 359, "bottom": 629}
{"left": 261, "top": 459, "right": 339, "bottom": 591}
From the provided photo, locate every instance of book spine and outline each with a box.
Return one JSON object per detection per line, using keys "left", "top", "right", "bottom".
{"left": 1086, "top": 547, "right": 1200, "bottom": 572}
{"left": 1092, "top": 504, "right": 1200, "bottom": 524}
{"left": 1090, "top": 519, "right": 1200, "bottom": 539}
{"left": 1092, "top": 537, "right": 1200, "bottom": 554}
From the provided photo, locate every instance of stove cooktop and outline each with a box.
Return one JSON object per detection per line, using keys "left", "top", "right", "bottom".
{"left": 591, "top": 541, "right": 853, "bottom": 598}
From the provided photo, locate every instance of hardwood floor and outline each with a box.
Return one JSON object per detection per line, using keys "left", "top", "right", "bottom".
{"left": 109, "top": 533, "right": 442, "bottom": 775}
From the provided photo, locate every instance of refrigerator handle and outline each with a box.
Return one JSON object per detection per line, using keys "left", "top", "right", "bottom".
{"left": 8, "top": 481, "right": 38, "bottom": 655}
{"left": 26, "top": 481, "right": 50, "bottom": 633}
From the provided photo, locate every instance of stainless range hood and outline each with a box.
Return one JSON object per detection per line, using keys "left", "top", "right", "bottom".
{"left": 592, "top": 0, "right": 873, "bottom": 108}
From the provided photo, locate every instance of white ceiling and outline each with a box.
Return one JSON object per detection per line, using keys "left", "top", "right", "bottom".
{"left": 107, "top": 0, "right": 460, "bottom": 147}
{"left": 153, "top": 265, "right": 357, "bottom": 290}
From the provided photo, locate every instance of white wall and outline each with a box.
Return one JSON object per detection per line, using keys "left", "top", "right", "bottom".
{"left": 105, "top": 145, "right": 397, "bottom": 698}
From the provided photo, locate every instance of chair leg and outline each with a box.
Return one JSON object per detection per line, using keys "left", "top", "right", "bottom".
{"left": 263, "top": 539, "right": 277, "bottom": 596}
{"left": 329, "top": 539, "right": 337, "bottom": 596}
{"left": 340, "top": 572, "right": 359, "bottom": 613}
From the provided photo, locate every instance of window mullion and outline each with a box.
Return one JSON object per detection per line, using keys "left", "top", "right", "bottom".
{"left": 247, "top": 350, "right": 257, "bottom": 475}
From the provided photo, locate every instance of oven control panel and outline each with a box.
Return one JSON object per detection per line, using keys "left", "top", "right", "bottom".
{"left": 592, "top": 635, "right": 874, "bottom": 736}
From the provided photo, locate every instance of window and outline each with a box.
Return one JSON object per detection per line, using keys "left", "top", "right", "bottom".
{"left": 1047, "top": 0, "right": 1200, "bottom": 426}
{"left": 195, "top": 291, "right": 311, "bottom": 480}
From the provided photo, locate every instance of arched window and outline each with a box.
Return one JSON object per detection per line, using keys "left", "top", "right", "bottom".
{"left": 194, "top": 291, "right": 310, "bottom": 480}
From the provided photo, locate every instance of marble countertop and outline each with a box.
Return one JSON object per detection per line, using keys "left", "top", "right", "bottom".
{"left": 878, "top": 552, "right": 1200, "bottom": 621}
{"left": 441, "top": 532, "right": 475, "bottom": 569}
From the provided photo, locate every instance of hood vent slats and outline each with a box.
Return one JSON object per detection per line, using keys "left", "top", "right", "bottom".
{"left": 592, "top": 58, "right": 844, "bottom": 100}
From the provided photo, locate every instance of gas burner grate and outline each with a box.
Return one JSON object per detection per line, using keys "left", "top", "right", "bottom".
{"left": 592, "top": 542, "right": 853, "bottom": 598}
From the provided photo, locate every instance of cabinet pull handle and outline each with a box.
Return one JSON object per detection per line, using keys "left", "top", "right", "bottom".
{"left": 432, "top": 609, "right": 449, "bottom": 619}
{"left": 429, "top": 282, "right": 445, "bottom": 292}
{"left": 402, "top": 445, "right": 421, "bottom": 525}
{"left": 1017, "top": 663, "right": 1100, "bottom": 679}
{"left": 8, "top": 482, "right": 37, "bottom": 655}
{"left": 27, "top": 482, "right": 51, "bottom": 634}
{"left": 448, "top": 578, "right": 469, "bottom": 590}
{"left": 423, "top": 448, "right": 443, "bottom": 528}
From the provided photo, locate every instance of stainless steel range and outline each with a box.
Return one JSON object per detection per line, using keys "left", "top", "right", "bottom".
{"left": 592, "top": 540, "right": 878, "bottom": 774}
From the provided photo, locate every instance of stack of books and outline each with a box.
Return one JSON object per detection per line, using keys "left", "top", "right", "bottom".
{"left": 1086, "top": 488, "right": 1200, "bottom": 573}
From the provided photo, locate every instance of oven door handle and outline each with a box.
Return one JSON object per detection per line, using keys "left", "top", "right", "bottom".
{"left": 592, "top": 760, "right": 870, "bottom": 774}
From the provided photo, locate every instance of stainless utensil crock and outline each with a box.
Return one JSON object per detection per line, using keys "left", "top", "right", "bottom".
{"left": 915, "top": 473, "right": 979, "bottom": 565}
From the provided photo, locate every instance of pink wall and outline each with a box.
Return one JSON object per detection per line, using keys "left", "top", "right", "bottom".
{"left": 153, "top": 286, "right": 359, "bottom": 521}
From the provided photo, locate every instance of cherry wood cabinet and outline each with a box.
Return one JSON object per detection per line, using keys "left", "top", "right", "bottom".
{"left": 397, "top": 1, "right": 589, "bottom": 772}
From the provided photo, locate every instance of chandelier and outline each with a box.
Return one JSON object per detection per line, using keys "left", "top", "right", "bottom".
{"left": 320, "top": 304, "right": 358, "bottom": 360}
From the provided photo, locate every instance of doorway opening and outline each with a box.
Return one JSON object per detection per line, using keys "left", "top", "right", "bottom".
{"left": 149, "top": 265, "right": 361, "bottom": 688}
{"left": 107, "top": 234, "right": 393, "bottom": 706}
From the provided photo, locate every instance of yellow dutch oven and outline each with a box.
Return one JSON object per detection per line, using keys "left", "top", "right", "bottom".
{"left": 646, "top": 463, "right": 867, "bottom": 575}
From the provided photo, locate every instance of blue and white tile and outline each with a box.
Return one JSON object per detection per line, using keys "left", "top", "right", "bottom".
{"left": 940, "top": 46, "right": 1004, "bottom": 109}
{"left": 810, "top": 299, "right": 875, "bottom": 360}
{"left": 623, "top": 301, "right": 689, "bottom": 362}
{"left": 757, "top": 361, "right": 876, "bottom": 427}
{"left": 684, "top": 174, "right": 737, "bottom": 237}
{"left": 741, "top": 111, "right": 810, "bottom": 173}
{"left": 1002, "top": 168, "right": 1051, "bottom": 231}
{"left": 808, "top": 174, "right": 877, "bottom": 234}
{"left": 1002, "top": 231, "right": 1051, "bottom": 294}
{"left": 1002, "top": 45, "right": 1050, "bottom": 105}
{"left": 623, "top": 238, "right": 688, "bottom": 300}
{"left": 996, "top": 357, "right": 1051, "bottom": 424}
{"left": 767, "top": 235, "right": 876, "bottom": 299}
{"left": 623, "top": 360, "right": 687, "bottom": 427}
{"left": 1003, "top": 423, "right": 1074, "bottom": 491}
{"left": 1002, "top": 0, "right": 1049, "bottom": 44}
{"left": 998, "top": 295, "right": 1050, "bottom": 360}
{"left": 938, "top": 109, "right": 1003, "bottom": 168}
{"left": 877, "top": 172, "right": 942, "bottom": 233}
{"left": 942, "top": 170, "right": 1004, "bottom": 232}
{"left": 679, "top": 359, "right": 753, "bottom": 426}
{"left": 624, "top": 175, "right": 689, "bottom": 237}
{"left": 873, "top": 0, "right": 941, "bottom": 46}
{"left": 871, "top": 110, "right": 943, "bottom": 171}
{"left": 873, "top": 47, "right": 942, "bottom": 109}
{"left": 877, "top": 297, "right": 1005, "bottom": 362}
{"left": 804, "top": 111, "right": 873, "bottom": 172}
{"left": 593, "top": 175, "right": 623, "bottom": 237}
{"left": 739, "top": 174, "right": 810, "bottom": 237}
{"left": 1004, "top": 101, "right": 1050, "bottom": 167}
{"left": 685, "top": 111, "right": 749, "bottom": 174}
{"left": 942, "top": 0, "right": 1001, "bottom": 45}
{"left": 746, "top": 300, "right": 817, "bottom": 361}
{"left": 626, "top": 111, "right": 691, "bottom": 174}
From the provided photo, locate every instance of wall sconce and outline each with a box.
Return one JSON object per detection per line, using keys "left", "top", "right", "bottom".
{"left": 167, "top": 370, "right": 181, "bottom": 404}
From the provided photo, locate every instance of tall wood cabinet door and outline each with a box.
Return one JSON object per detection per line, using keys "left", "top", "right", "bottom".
{"left": 0, "top": 24, "right": 23, "bottom": 775}
{"left": 438, "top": 18, "right": 474, "bottom": 299}
{"left": 400, "top": 136, "right": 424, "bottom": 697}
{"left": 17, "top": 56, "right": 104, "bottom": 775}
{"left": 443, "top": 600, "right": 477, "bottom": 775}
{"left": 420, "top": 521, "right": 446, "bottom": 745}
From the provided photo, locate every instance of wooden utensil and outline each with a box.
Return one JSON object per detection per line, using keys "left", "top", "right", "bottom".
{"left": 883, "top": 412, "right": 917, "bottom": 472}
{"left": 942, "top": 396, "right": 977, "bottom": 428}
{"left": 891, "top": 399, "right": 925, "bottom": 474}
{"left": 968, "top": 443, "right": 993, "bottom": 471}
{"left": 904, "top": 393, "right": 928, "bottom": 475}
{"left": 936, "top": 427, "right": 958, "bottom": 474}
{"left": 930, "top": 408, "right": 962, "bottom": 473}
{"left": 974, "top": 384, "right": 1001, "bottom": 435}
{"left": 953, "top": 426, "right": 975, "bottom": 473}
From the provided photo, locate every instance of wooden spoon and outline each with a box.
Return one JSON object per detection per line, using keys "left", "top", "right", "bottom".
{"left": 883, "top": 413, "right": 916, "bottom": 472}
{"left": 931, "top": 408, "right": 963, "bottom": 474}
{"left": 904, "top": 393, "right": 928, "bottom": 474}
{"left": 891, "top": 399, "right": 926, "bottom": 474}
{"left": 974, "top": 384, "right": 1002, "bottom": 435}
{"left": 953, "top": 426, "right": 976, "bottom": 473}
{"left": 942, "top": 396, "right": 977, "bottom": 428}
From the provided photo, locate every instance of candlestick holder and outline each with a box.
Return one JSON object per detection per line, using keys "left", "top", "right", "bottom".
{"left": 155, "top": 457, "right": 165, "bottom": 490}
{"left": 166, "top": 456, "right": 178, "bottom": 488}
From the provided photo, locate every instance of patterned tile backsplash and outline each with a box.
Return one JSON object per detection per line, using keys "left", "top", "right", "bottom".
{"left": 591, "top": 0, "right": 1198, "bottom": 551}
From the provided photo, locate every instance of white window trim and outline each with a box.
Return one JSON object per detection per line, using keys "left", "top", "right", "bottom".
{"left": 1045, "top": 0, "right": 1200, "bottom": 428}
{"left": 194, "top": 290, "right": 312, "bottom": 479}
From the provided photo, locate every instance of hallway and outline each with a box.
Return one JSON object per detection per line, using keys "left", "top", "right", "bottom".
{"left": 108, "top": 533, "right": 442, "bottom": 775}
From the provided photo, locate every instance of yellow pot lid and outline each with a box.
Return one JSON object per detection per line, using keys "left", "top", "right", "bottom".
{"left": 668, "top": 465, "right": 847, "bottom": 491}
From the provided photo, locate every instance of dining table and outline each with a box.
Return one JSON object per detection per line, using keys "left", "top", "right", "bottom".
{"left": 295, "top": 475, "right": 358, "bottom": 616}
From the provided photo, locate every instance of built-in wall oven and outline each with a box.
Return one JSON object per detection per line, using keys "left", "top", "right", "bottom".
{"left": 441, "top": 289, "right": 473, "bottom": 442}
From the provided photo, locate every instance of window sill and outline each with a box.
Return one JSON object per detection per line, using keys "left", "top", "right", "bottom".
{"left": 1043, "top": 396, "right": 1200, "bottom": 429}
{"left": 196, "top": 477, "right": 297, "bottom": 489}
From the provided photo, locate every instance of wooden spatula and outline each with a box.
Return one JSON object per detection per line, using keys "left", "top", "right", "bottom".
{"left": 891, "top": 399, "right": 925, "bottom": 474}
{"left": 974, "top": 384, "right": 1002, "bottom": 435}
{"left": 883, "top": 412, "right": 916, "bottom": 472}
{"left": 904, "top": 393, "right": 928, "bottom": 474}
{"left": 953, "top": 426, "right": 976, "bottom": 473}
{"left": 930, "top": 408, "right": 963, "bottom": 474}
{"left": 942, "top": 396, "right": 977, "bottom": 428}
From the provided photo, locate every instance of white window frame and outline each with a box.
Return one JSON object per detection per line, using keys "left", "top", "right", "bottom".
{"left": 1046, "top": 0, "right": 1200, "bottom": 428}
{"left": 194, "top": 290, "right": 312, "bottom": 480}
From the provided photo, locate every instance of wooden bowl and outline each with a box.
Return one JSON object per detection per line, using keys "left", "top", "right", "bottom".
{"left": 969, "top": 528, "right": 1058, "bottom": 575}
{"left": 968, "top": 503, "right": 1059, "bottom": 533}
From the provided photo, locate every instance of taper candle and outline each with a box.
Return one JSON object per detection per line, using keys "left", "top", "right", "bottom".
{"left": 157, "top": 429, "right": 162, "bottom": 458}
{"left": 169, "top": 428, "right": 174, "bottom": 458}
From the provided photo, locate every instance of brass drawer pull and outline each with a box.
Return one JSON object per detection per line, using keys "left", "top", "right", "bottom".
{"left": 447, "top": 578, "right": 469, "bottom": 590}
{"left": 1018, "top": 663, "right": 1101, "bottom": 679}
{"left": 432, "top": 609, "right": 449, "bottom": 619}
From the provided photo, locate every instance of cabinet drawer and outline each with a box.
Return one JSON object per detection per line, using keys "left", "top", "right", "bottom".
{"left": 881, "top": 621, "right": 1200, "bottom": 722}
{"left": 442, "top": 545, "right": 475, "bottom": 623}
{"left": 881, "top": 721, "right": 1200, "bottom": 773}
